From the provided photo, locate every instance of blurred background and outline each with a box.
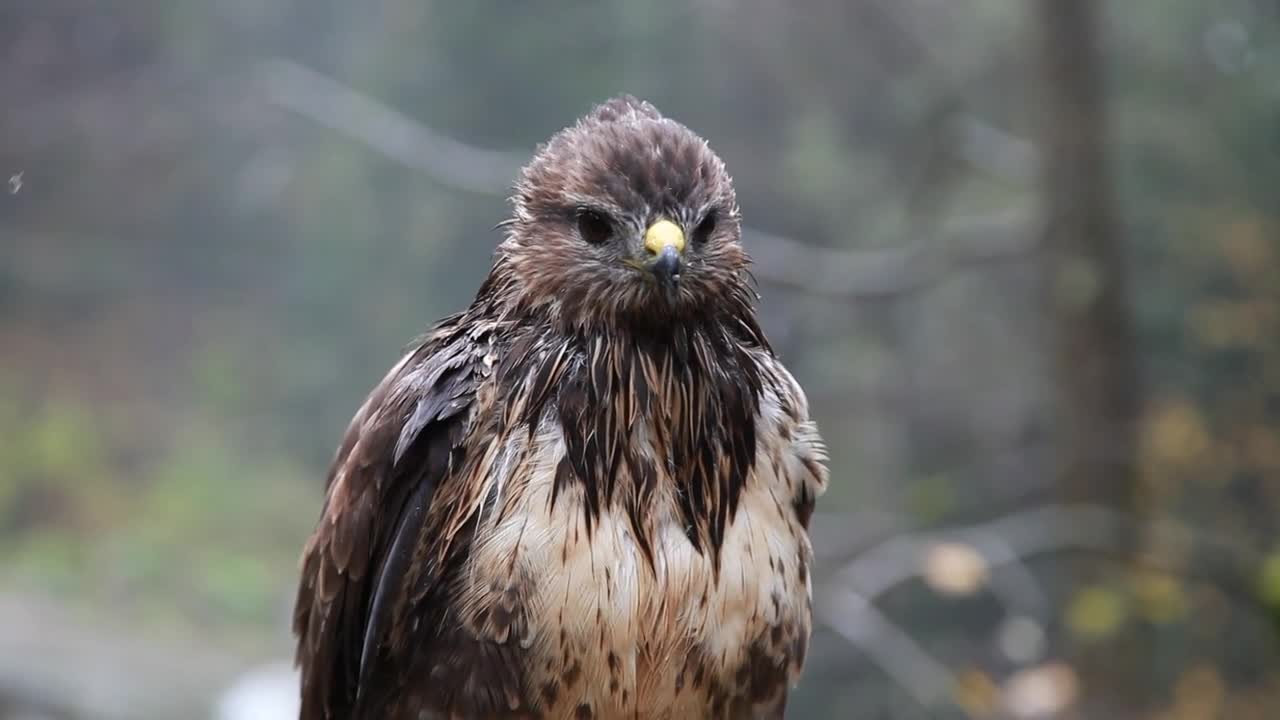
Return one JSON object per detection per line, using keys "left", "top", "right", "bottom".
{"left": 2, "top": 0, "right": 1279, "bottom": 718}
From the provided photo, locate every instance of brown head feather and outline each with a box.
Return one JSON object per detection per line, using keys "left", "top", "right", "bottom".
{"left": 494, "top": 95, "right": 751, "bottom": 332}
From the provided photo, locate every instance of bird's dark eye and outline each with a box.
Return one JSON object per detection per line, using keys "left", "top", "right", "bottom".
{"left": 576, "top": 209, "right": 613, "bottom": 245}
{"left": 692, "top": 212, "right": 718, "bottom": 245}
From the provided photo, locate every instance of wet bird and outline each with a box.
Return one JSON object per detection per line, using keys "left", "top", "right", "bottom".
{"left": 293, "top": 96, "right": 828, "bottom": 720}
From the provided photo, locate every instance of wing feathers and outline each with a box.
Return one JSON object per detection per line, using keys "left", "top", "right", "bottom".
{"left": 294, "top": 321, "right": 486, "bottom": 720}
{"left": 356, "top": 467, "right": 435, "bottom": 706}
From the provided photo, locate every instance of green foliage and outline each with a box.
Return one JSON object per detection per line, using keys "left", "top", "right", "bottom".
{"left": 0, "top": 388, "right": 316, "bottom": 636}
{"left": 4, "top": 0, "right": 1280, "bottom": 715}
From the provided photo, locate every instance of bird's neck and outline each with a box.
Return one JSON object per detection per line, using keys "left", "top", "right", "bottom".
{"left": 497, "top": 317, "right": 767, "bottom": 565}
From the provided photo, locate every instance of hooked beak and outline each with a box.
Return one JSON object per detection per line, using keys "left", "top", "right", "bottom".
{"left": 644, "top": 219, "right": 685, "bottom": 287}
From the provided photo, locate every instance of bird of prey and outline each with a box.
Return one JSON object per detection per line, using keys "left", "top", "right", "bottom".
{"left": 293, "top": 96, "right": 828, "bottom": 720}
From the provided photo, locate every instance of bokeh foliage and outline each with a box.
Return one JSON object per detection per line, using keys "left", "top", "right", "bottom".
{"left": 3, "top": 0, "right": 1280, "bottom": 717}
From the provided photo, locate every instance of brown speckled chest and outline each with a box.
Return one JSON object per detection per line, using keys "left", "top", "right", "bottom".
{"left": 396, "top": 365, "right": 826, "bottom": 720}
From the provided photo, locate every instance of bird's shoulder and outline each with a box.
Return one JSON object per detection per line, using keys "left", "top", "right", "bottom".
{"left": 293, "top": 310, "right": 507, "bottom": 719}
{"left": 753, "top": 351, "right": 830, "bottom": 527}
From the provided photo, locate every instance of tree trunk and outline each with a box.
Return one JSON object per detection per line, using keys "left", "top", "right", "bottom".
{"left": 1035, "top": 0, "right": 1144, "bottom": 714}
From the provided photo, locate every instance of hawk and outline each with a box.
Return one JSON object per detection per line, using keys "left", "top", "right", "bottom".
{"left": 293, "top": 96, "right": 829, "bottom": 720}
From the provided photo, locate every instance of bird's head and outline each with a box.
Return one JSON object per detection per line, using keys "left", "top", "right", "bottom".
{"left": 498, "top": 96, "right": 752, "bottom": 332}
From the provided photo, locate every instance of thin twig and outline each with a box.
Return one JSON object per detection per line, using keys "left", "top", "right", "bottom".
{"left": 815, "top": 587, "right": 960, "bottom": 710}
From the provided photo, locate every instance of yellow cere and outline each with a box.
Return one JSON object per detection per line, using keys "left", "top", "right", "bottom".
{"left": 644, "top": 219, "right": 686, "bottom": 256}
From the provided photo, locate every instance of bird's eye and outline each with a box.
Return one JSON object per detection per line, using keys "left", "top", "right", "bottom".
{"left": 576, "top": 210, "right": 613, "bottom": 245}
{"left": 692, "top": 212, "right": 718, "bottom": 245}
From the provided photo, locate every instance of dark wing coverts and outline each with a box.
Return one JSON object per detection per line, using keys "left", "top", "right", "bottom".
{"left": 293, "top": 316, "right": 484, "bottom": 719}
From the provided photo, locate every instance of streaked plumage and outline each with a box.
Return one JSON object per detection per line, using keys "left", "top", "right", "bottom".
{"left": 293, "top": 96, "right": 828, "bottom": 720}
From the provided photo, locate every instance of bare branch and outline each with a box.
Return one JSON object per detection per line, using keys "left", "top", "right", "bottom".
{"left": 255, "top": 58, "right": 524, "bottom": 195}
{"left": 829, "top": 503, "right": 1259, "bottom": 604}
{"left": 949, "top": 114, "right": 1040, "bottom": 184}
{"left": 745, "top": 211, "right": 1038, "bottom": 301}
{"left": 815, "top": 587, "right": 960, "bottom": 710}
{"left": 255, "top": 57, "right": 1041, "bottom": 302}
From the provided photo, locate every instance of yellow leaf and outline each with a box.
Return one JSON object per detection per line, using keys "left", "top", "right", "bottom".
{"left": 1219, "top": 218, "right": 1274, "bottom": 281}
{"left": 1189, "top": 303, "right": 1233, "bottom": 348}
{"left": 954, "top": 667, "right": 999, "bottom": 717}
{"left": 1132, "top": 571, "right": 1188, "bottom": 624}
{"left": 1002, "top": 662, "right": 1079, "bottom": 719}
{"left": 1188, "top": 300, "right": 1272, "bottom": 348}
{"left": 1259, "top": 551, "right": 1280, "bottom": 606}
{"left": 1141, "top": 399, "right": 1210, "bottom": 469}
{"left": 923, "top": 542, "right": 989, "bottom": 597}
{"left": 1066, "top": 585, "right": 1127, "bottom": 640}
{"left": 1245, "top": 424, "right": 1280, "bottom": 471}
{"left": 1173, "top": 663, "right": 1224, "bottom": 719}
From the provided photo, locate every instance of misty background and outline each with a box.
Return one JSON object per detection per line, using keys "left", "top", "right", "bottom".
{"left": 3, "top": 1, "right": 1280, "bottom": 718}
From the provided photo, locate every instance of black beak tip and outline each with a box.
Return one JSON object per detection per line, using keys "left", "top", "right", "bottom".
{"left": 652, "top": 246, "right": 682, "bottom": 284}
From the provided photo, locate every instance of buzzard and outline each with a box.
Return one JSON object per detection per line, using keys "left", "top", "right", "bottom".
{"left": 293, "top": 96, "right": 829, "bottom": 720}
